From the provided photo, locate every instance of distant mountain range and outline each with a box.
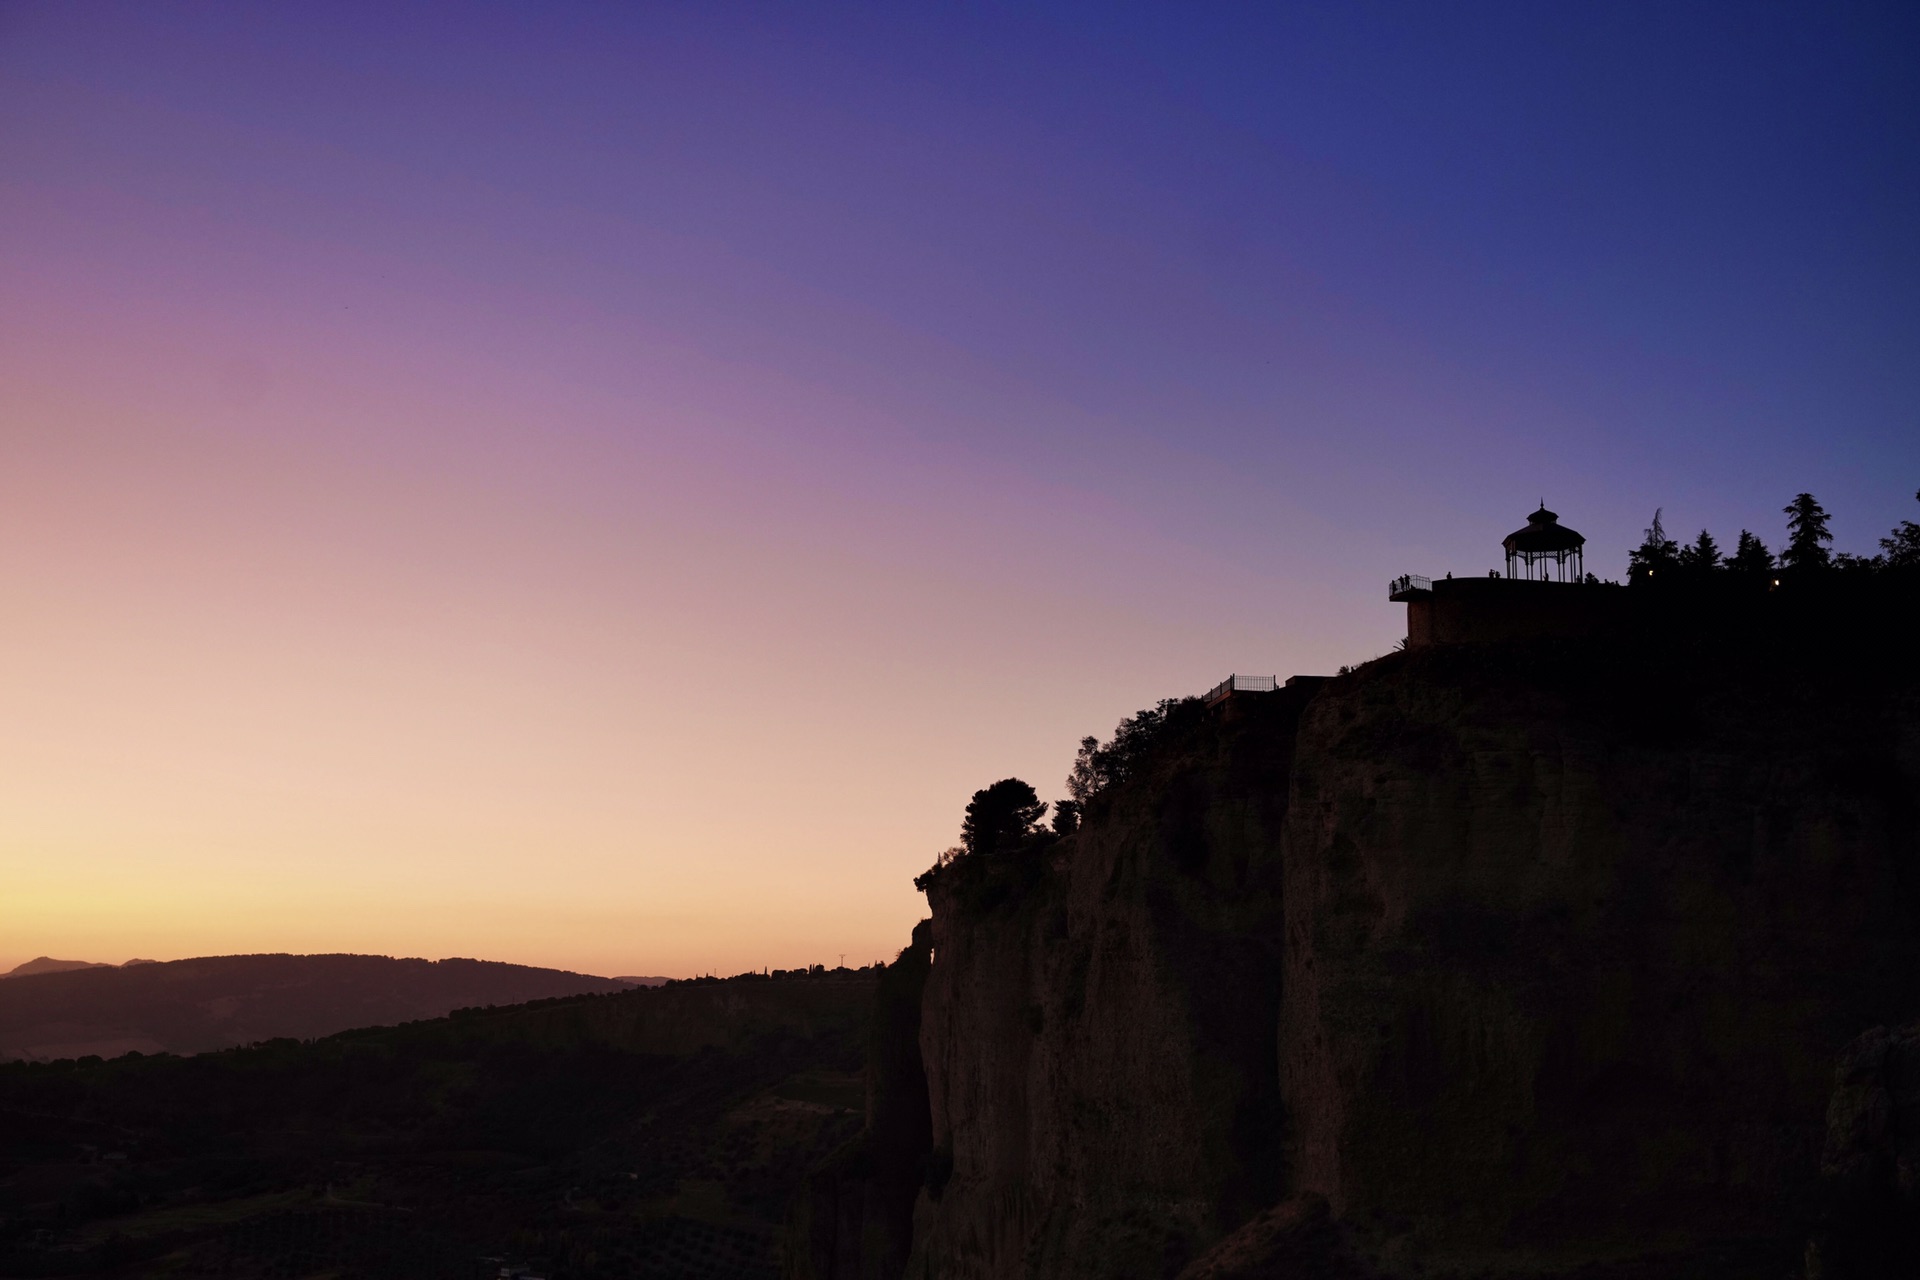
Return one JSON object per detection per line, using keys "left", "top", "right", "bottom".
{"left": 0, "top": 953, "right": 635, "bottom": 1061}
{"left": 1, "top": 956, "right": 156, "bottom": 979}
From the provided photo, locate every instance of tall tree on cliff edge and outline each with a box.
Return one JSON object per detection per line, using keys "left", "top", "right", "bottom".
{"left": 1782, "top": 493, "right": 1834, "bottom": 573}
{"left": 960, "top": 779, "right": 1046, "bottom": 858}
{"left": 1627, "top": 509, "right": 1680, "bottom": 583}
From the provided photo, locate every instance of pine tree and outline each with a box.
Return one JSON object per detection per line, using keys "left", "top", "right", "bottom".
{"left": 1726, "top": 530, "right": 1774, "bottom": 577}
{"left": 1676, "top": 529, "right": 1721, "bottom": 574}
{"left": 960, "top": 779, "right": 1046, "bottom": 858}
{"left": 1781, "top": 493, "right": 1833, "bottom": 573}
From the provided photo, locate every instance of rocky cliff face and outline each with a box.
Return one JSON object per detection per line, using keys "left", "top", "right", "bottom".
{"left": 1277, "top": 639, "right": 1920, "bottom": 1276}
{"left": 805, "top": 615, "right": 1920, "bottom": 1279}
{"left": 1806, "top": 1021, "right": 1920, "bottom": 1278}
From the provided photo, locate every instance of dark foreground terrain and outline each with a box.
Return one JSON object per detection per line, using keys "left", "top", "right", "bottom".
{"left": 0, "top": 955, "right": 639, "bottom": 1063}
{"left": 0, "top": 972, "right": 875, "bottom": 1279}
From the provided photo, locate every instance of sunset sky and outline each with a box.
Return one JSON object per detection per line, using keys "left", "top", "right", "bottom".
{"left": 3, "top": 2, "right": 1917, "bottom": 978}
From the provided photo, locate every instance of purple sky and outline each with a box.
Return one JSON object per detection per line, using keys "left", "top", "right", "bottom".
{"left": 3, "top": 2, "right": 1916, "bottom": 975}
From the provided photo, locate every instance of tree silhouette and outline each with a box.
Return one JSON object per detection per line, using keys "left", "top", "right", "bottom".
{"left": 1627, "top": 509, "right": 1680, "bottom": 583}
{"left": 1781, "top": 492, "right": 1833, "bottom": 573}
{"left": 1726, "top": 529, "right": 1774, "bottom": 578}
{"left": 1676, "top": 529, "right": 1721, "bottom": 575}
{"left": 1067, "top": 736, "right": 1104, "bottom": 805}
{"left": 960, "top": 779, "right": 1046, "bottom": 858}
{"left": 1881, "top": 490, "right": 1920, "bottom": 568}
{"left": 1066, "top": 698, "right": 1205, "bottom": 803}
{"left": 1050, "top": 799, "right": 1082, "bottom": 837}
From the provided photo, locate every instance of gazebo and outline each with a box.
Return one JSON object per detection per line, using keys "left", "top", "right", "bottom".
{"left": 1502, "top": 504, "right": 1585, "bottom": 582}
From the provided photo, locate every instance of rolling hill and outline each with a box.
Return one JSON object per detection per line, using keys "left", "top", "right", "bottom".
{"left": 0, "top": 953, "right": 633, "bottom": 1061}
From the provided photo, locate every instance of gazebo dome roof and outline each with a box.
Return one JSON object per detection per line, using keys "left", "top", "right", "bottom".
{"left": 1503, "top": 504, "right": 1585, "bottom": 554}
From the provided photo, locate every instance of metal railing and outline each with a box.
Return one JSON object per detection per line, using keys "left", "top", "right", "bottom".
{"left": 1205, "top": 674, "right": 1279, "bottom": 704}
{"left": 1388, "top": 574, "right": 1432, "bottom": 599}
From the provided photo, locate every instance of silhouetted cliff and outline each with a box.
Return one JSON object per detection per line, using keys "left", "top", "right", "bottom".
{"left": 819, "top": 602, "right": 1920, "bottom": 1279}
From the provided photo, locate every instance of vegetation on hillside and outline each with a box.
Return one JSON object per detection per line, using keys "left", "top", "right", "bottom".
{"left": 0, "top": 974, "right": 875, "bottom": 1280}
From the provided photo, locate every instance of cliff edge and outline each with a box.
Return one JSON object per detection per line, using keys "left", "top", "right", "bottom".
{"left": 827, "top": 603, "right": 1920, "bottom": 1279}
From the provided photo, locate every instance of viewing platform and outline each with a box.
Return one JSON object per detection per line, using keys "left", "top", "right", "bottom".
{"left": 1204, "top": 673, "right": 1327, "bottom": 710}
{"left": 1392, "top": 505, "right": 1620, "bottom": 646}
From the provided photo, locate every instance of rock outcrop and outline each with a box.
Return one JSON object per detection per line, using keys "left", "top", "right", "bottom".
{"left": 1276, "top": 638, "right": 1919, "bottom": 1276}
{"left": 1805, "top": 1022, "right": 1920, "bottom": 1278}
{"left": 867, "top": 605, "right": 1920, "bottom": 1279}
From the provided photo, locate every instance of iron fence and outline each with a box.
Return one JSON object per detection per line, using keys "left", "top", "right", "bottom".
{"left": 1388, "top": 573, "right": 1432, "bottom": 599}
{"left": 1204, "top": 674, "right": 1279, "bottom": 704}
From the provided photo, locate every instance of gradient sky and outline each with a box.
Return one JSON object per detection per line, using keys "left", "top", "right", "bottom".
{"left": 3, "top": 2, "right": 1917, "bottom": 978}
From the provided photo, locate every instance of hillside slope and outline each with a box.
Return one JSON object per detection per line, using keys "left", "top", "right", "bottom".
{"left": 0, "top": 970, "right": 879, "bottom": 1279}
{"left": 0, "top": 953, "right": 633, "bottom": 1060}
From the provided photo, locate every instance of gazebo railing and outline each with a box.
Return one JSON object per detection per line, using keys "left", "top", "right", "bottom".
{"left": 1504, "top": 549, "right": 1585, "bottom": 582}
